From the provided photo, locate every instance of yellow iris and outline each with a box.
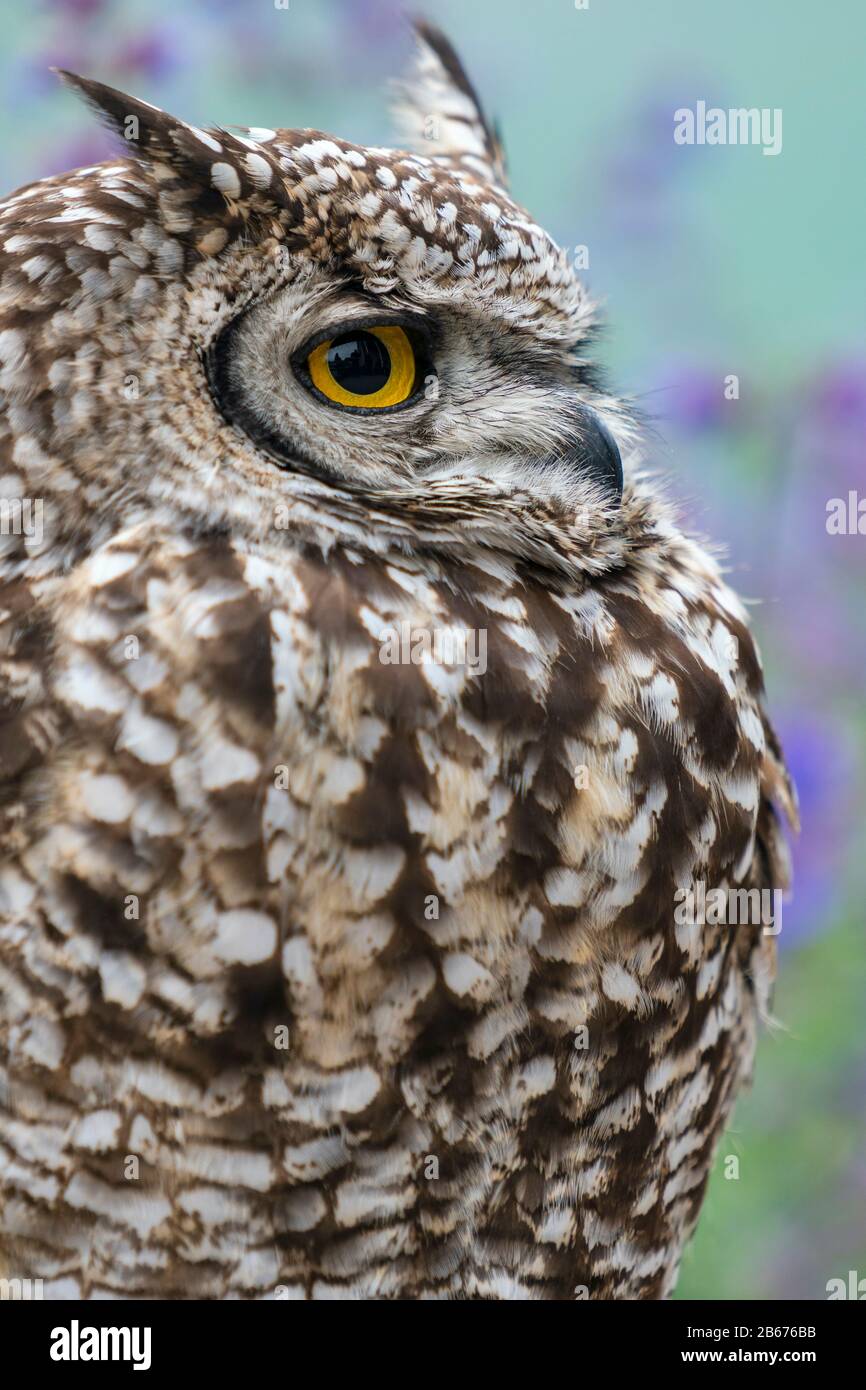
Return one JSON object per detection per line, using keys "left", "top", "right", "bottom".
{"left": 307, "top": 325, "right": 417, "bottom": 409}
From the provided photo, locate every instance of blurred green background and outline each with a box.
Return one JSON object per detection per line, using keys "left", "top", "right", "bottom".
{"left": 1, "top": 0, "right": 863, "bottom": 1301}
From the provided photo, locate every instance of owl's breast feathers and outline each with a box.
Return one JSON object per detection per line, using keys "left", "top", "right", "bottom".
{"left": 0, "top": 516, "right": 795, "bottom": 1300}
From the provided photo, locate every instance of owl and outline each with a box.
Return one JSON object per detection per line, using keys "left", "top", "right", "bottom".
{"left": 0, "top": 23, "right": 795, "bottom": 1301}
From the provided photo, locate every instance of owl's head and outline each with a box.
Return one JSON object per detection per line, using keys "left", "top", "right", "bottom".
{"left": 1, "top": 23, "right": 649, "bottom": 579}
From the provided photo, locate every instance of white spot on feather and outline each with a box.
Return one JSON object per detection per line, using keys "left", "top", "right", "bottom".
{"left": 189, "top": 125, "right": 222, "bottom": 152}
{"left": 210, "top": 161, "right": 242, "bottom": 198}
{"left": 81, "top": 773, "right": 134, "bottom": 824}
{"left": 64, "top": 1171, "right": 171, "bottom": 1236}
{"left": 71, "top": 1110, "right": 122, "bottom": 1153}
{"left": 243, "top": 153, "right": 272, "bottom": 189}
{"left": 99, "top": 952, "right": 146, "bottom": 1009}
{"left": 442, "top": 952, "right": 496, "bottom": 1002}
{"left": 215, "top": 910, "right": 277, "bottom": 965}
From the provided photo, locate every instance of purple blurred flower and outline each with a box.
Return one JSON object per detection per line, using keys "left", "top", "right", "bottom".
{"left": 812, "top": 361, "right": 866, "bottom": 432}
{"left": 336, "top": 0, "right": 405, "bottom": 47}
{"left": 652, "top": 363, "right": 742, "bottom": 434}
{"left": 790, "top": 361, "right": 866, "bottom": 497}
{"left": 37, "top": 130, "right": 116, "bottom": 179}
{"left": 720, "top": 360, "right": 866, "bottom": 697}
{"left": 113, "top": 30, "right": 180, "bottom": 81}
{"left": 773, "top": 713, "right": 858, "bottom": 950}
{"left": 328, "top": 0, "right": 408, "bottom": 80}
{"left": 46, "top": 0, "right": 108, "bottom": 17}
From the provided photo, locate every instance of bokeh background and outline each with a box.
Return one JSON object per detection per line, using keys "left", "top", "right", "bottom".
{"left": 1, "top": 0, "right": 863, "bottom": 1301}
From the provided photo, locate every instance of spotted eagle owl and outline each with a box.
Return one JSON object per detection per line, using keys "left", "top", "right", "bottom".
{"left": 0, "top": 24, "right": 795, "bottom": 1300}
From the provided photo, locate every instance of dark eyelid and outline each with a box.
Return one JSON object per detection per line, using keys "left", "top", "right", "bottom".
{"left": 290, "top": 311, "right": 434, "bottom": 366}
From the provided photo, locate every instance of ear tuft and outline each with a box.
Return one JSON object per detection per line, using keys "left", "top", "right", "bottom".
{"left": 391, "top": 20, "right": 508, "bottom": 190}
{"left": 54, "top": 69, "right": 201, "bottom": 168}
{"left": 53, "top": 70, "right": 299, "bottom": 255}
{"left": 54, "top": 69, "right": 296, "bottom": 213}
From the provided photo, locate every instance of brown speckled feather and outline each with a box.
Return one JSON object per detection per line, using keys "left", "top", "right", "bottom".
{"left": 0, "top": 24, "right": 794, "bottom": 1299}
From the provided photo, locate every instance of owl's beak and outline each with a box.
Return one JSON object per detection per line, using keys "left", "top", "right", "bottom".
{"left": 556, "top": 406, "right": 623, "bottom": 501}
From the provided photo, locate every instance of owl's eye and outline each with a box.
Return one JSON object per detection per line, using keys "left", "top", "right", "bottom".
{"left": 296, "top": 324, "right": 427, "bottom": 412}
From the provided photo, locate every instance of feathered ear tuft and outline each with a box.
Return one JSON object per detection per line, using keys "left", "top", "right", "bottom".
{"left": 54, "top": 70, "right": 218, "bottom": 172}
{"left": 391, "top": 21, "right": 508, "bottom": 190}
{"left": 54, "top": 70, "right": 297, "bottom": 242}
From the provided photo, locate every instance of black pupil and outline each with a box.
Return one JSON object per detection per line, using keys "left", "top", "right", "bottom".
{"left": 326, "top": 331, "right": 392, "bottom": 395}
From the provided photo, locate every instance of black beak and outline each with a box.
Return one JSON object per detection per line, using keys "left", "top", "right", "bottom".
{"left": 552, "top": 406, "right": 623, "bottom": 501}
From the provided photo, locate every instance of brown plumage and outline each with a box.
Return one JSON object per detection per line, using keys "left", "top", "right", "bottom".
{"left": 0, "top": 24, "right": 795, "bottom": 1299}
